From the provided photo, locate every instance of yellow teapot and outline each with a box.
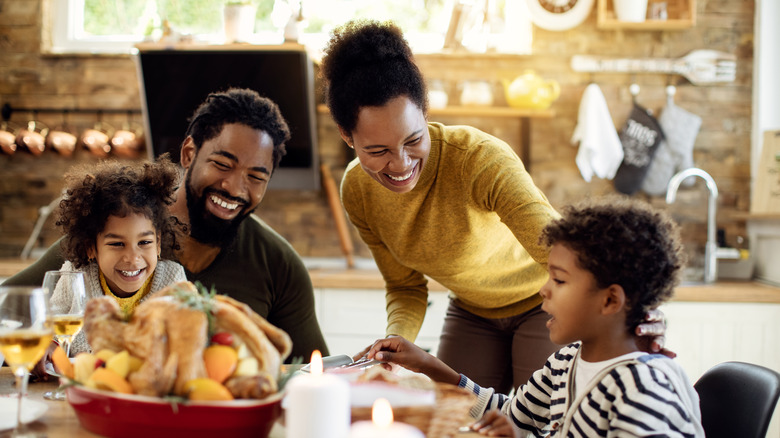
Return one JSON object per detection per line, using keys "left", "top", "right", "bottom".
{"left": 502, "top": 70, "right": 560, "bottom": 109}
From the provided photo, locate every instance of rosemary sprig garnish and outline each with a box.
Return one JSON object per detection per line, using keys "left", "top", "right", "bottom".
{"left": 162, "top": 395, "right": 189, "bottom": 413}
{"left": 277, "top": 356, "right": 304, "bottom": 392}
{"left": 174, "top": 281, "right": 217, "bottom": 334}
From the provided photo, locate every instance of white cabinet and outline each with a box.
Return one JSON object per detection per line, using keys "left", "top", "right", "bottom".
{"left": 314, "top": 288, "right": 450, "bottom": 358}
{"left": 660, "top": 301, "right": 780, "bottom": 438}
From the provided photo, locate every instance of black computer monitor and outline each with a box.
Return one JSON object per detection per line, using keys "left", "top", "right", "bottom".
{"left": 135, "top": 45, "right": 319, "bottom": 190}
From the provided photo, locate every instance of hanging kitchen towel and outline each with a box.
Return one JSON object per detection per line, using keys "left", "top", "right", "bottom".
{"left": 613, "top": 102, "right": 665, "bottom": 195}
{"left": 570, "top": 83, "right": 624, "bottom": 182}
{"left": 642, "top": 101, "right": 702, "bottom": 195}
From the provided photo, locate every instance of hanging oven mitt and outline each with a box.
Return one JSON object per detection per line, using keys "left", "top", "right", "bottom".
{"left": 642, "top": 100, "right": 702, "bottom": 196}
{"left": 613, "top": 102, "right": 665, "bottom": 195}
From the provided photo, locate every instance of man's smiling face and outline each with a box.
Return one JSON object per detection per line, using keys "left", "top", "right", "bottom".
{"left": 180, "top": 123, "right": 274, "bottom": 247}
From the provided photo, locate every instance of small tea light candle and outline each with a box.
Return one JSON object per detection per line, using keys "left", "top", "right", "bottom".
{"left": 348, "top": 398, "right": 425, "bottom": 438}
{"left": 286, "top": 350, "right": 351, "bottom": 438}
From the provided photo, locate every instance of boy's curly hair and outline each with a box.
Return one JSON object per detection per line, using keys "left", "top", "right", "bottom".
{"left": 56, "top": 154, "right": 181, "bottom": 268}
{"left": 541, "top": 197, "right": 686, "bottom": 334}
{"left": 185, "top": 87, "right": 290, "bottom": 171}
{"left": 320, "top": 20, "right": 428, "bottom": 135}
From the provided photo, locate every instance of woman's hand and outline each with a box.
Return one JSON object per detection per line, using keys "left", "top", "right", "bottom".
{"left": 470, "top": 409, "right": 517, "bottom": 437}
{"left": 635, "top": 308, "right": 677, "bottom": 358}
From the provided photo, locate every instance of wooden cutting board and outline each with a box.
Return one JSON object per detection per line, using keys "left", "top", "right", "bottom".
{"left": 752, "top": 130, "right": 780, "bottom": 213}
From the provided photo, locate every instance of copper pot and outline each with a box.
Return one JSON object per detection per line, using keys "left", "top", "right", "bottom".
{"left": 47, "top": 130, "right": 78, "bottom": 157}
{"left": 15, "top": 120, "right": 49, "bottom": 156}
{"left": 0, "top": 122, "right": 18, "bottom": 155}
{"left": 110, "top": 127, "right": 144, "bottom": 159}
{"left": 81, "top": 122, "right": 114, "bottom": 158}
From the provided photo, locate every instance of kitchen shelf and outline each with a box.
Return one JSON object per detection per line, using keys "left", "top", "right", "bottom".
{"left": 427, "top": 106, "right": 554, "bottom": 118}
{"left": 597, "top": 0, "right": 696, "bottom": 30}
{"left": 316, "top": 104, "right": 554, "bottom": 119}
{"left": 316, "top": 104, "right": 554, "bottom": 171}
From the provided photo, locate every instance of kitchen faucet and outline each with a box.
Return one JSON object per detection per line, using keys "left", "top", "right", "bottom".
{"left": 666, "top": 168, "right": 720, "bottom": 283}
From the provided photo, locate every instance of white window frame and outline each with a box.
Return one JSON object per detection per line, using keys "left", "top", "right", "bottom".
{"left": 46, "top": 0, "right": 146, "bottom": 54}
{"left": 44, "top": 0, "right": 531, "bottom": 56}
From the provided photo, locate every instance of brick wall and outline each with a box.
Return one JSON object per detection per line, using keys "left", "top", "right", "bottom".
{"left": 0, "top": 0, "right": 755, "bottom": 272}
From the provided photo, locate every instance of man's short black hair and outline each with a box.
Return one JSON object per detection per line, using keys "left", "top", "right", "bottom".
{"left": 185, "top": 88, "right": 290, "bottom": 172}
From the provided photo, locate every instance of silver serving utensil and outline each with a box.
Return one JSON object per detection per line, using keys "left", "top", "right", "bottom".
{"left": 570, "top": 49, "right": 737, "bottom": 86}
{"left": 299, "top": 354, "right": 382, "bottom": 373}
{"left": 337, "top": 357, "right": 382, "bottom": 371}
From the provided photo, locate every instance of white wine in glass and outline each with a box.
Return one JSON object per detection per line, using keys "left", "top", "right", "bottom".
{"left": 0, "top": 286, "right": 53, "bottom": 438}
{"left": 42, "top": 270, "right": 86, "bottom": 356}
{"left": 42, "top": 270, "right": 86, "bottom": 401}
{"left": 49, "top": 314, "right": 84, "bottom": 339}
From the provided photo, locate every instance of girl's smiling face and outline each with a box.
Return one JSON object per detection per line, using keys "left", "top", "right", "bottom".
{"left": 90, "top": 213, "right": 160, "bottom": 296}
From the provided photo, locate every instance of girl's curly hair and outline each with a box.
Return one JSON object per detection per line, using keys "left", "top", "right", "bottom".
{"left": 320, "top": 19, "right": 428, "bottom": 135}
{"left": 541, "top": 197, "right": 686, "bottom": 334}
{"left": 56, "top": 154, "right": 181, "bottom": 268}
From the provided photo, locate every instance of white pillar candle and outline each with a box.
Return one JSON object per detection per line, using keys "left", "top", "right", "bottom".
{"left": 286, "top": 350, "right": 351, "bottom": 438}
{"left": 348, "top": 398, "right": 425, "bottom": 438}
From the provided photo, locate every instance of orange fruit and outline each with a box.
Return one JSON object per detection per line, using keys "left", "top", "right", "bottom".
{"left": 89, "top": 367, "right": 134, "bottom": 394}
{"left": 52, "top": 344, "right": 74, "bottom": 379}
{"left": 184, "top": 378, "right": 234, "bottom": 401}
{"left": 203, "top": 344, "right": 238, "bottom": 383}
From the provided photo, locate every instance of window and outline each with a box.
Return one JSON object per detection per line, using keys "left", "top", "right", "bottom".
{"left": 46, "top": 0, "right": 530, "bottom": 55}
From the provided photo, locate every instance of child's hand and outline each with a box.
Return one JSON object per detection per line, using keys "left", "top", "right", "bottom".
{"left": 364, "top": 336, "right": 432, "bottom": 373}
{"left": 470, "top": 409, "right": 516, "bottom": 437}
{"left": 363, "top": 336, "right": 461, "bottom": 385}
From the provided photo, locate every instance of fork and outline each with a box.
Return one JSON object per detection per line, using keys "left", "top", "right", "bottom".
{"left": 570, "top": 50, "right": 737, "bottom": 86}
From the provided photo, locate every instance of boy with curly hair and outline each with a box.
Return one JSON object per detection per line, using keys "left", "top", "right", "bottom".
{"left": 363, "top": 197, "right": 704, "bottom": 437}
{"left": 50, "top": 154, "right": 186, "bottom": 355}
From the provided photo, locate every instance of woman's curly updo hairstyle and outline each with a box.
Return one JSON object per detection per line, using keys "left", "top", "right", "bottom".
{"left": 320, "top": 20, "right": 428, "bottom": 134}
{"left": 541, "top": 197, "right": 686, "bottom": 333}
{"left": 185, "top": 87, "right": 290, "bottom": 171}
{"left": 56, "top": 154, "right": 181, "bottom": 268}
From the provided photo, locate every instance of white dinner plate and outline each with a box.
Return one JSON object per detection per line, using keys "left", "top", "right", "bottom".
{"left": 0, "top": 397, "right": 49, "bottom": 430}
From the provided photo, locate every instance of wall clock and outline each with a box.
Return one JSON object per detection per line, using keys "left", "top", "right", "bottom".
{"left": 525, "top": 0, "right": 595, "bottom": 31}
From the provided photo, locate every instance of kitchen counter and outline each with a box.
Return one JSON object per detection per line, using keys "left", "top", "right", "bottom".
{"left": 0, "top": 259, "right": 34, "bottom": 279}
{"left": 308, "top": 267, "right": 780, "bottom": 304}
{"left": 3, "top": 258, "right": 779, "bottom": 303}
{"left": 307, "top": 267, "right": 450, "bottom": 291}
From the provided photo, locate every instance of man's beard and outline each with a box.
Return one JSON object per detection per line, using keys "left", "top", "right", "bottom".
{"left": 184, "top": 169, "right": 253, "bottom": 248}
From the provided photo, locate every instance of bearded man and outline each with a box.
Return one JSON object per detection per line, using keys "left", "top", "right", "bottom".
{"left": 4, "top": 89, "right": 329, "bottom": 363}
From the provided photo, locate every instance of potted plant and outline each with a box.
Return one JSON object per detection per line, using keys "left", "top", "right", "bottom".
{"left": 223, "top": 1, "right": 257, "bottom": 43}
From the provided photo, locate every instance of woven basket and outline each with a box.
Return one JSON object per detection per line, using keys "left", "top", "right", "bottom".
{"left": 351, "top": 383, "right": 476, "bottom": 438}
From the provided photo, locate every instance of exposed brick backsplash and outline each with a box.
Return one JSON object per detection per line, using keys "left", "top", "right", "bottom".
{"left": 0, "top": 1, "right": 755, "bottom": 269}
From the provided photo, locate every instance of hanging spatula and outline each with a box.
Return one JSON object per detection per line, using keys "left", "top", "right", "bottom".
{"left": 570, "top": 50, "right": 737, "bottom": 86}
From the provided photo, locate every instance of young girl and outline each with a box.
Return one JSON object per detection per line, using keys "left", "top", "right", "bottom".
{"left": 50, "top": 155, "right": 186, "bottom": 355}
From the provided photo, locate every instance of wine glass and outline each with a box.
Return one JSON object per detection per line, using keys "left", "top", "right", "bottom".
{"left": 41, "top": 270, "right": 87, "bottom": 401}
{"left": 0, "top": 286, "right": 53, "bottom": 437}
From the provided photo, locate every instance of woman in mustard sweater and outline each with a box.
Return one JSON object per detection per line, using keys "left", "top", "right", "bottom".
{"left": 320, "top": 20, "right": 666, "bottom": 393}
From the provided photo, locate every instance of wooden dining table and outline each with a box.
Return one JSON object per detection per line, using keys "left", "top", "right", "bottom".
{"left": 0, "top": 367, "right": 481, "bottom": 438}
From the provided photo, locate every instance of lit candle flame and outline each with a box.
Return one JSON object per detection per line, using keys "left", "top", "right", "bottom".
{"left": 371, "top": 398, "right": 393, "bottom": 428}
{"left": 310, "top": 350, "right": 323, "bottom": 376}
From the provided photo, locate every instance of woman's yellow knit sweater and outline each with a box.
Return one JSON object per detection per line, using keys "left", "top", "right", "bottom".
{"left": 341, "top": 122, "right": 560, "bottom": 341}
